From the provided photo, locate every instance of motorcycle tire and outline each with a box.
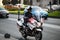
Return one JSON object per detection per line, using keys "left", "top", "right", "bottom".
{"left": 35, "top": 31, "right": 42, "bottom": 40}
{"left": 21, "top": 30, "right": 27, "bottom": 40}
{"left": 23, "top": 33, "right": 27, "bottom": 40}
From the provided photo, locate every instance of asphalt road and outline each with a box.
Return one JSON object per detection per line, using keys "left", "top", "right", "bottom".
{"left": 0, "top": 14, "right": 60, "bottom": 40}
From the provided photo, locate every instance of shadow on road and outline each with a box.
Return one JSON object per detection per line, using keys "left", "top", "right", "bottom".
{"left": 18, "top": 38, "right": 35, "bottom": 40}
{"left": 18, "top": 38, "right": 24, "bottom": 40}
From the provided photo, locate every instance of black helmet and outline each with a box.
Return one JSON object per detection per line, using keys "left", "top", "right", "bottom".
{"left": 27, "top": 7, "right": 32, "bottom": 10}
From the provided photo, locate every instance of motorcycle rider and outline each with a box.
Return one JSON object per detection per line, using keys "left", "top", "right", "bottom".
{"left": 23, "top": 7, "right": 33, "bottom": 27}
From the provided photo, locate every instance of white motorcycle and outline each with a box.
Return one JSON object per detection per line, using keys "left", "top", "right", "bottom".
{"left": 17, "top": 17, "right": 42, "bottom": 40}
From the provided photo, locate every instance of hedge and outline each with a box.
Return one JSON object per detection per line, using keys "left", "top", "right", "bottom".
{"left": 9, "top": 11, "right": 24, "bottom": 15}
{"left": 48, "top": 11, "right": 60, "bottom": 18}
{"left": 4, "top": 4, "right": 28, "bottom": 11}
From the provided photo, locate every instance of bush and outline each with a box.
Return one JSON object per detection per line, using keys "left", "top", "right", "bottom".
{"left": 48, "top": 11, "right": 60, "bottom": 17}
{"left": 4, "top": 5, "right": 19, "bottom": 11}
{"left": 4, "top": 4, "right": 28, "bottom": 11}
{"left": 9, "top": 11, "right": 24, "bottom": 15}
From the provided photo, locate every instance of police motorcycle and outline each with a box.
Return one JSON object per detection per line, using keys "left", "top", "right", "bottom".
{"left": 17, "top": 16, "right": 42, "bottom": 40}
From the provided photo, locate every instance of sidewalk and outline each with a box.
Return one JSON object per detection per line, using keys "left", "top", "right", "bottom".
{"left": 0, "top": 34, "right": 17, "bottom": 40}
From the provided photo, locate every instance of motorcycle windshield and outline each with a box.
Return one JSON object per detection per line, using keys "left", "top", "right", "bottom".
{"left": 24, "top": 6, "right": 43, "bottom": 14}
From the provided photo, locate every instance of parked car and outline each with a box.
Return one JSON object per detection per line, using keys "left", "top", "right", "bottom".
{"left": 46, "top": 5, "right": 60, "bottom": 10}
{"left": 0, "top": 7, "right": 9, "bottom": 18}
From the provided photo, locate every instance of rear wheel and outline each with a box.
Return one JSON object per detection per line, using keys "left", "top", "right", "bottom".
{"left": 35, "top": 31, "right": 42, "bottom": 40}
{"left": 6, "top": 15, "right": 9, "bottom": 18}
{"left": 6, "top": 16, "right": 9, "bottom": 18}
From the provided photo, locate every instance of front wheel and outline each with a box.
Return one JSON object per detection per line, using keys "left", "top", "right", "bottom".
{"left": 35, "top": 31, "right": 42, "bottom": 40}
{"left": 21, "top": 30, "right": 27, "bottom": 40}
{"left": 22, "top": 32, "right": 27, "bottom": 40}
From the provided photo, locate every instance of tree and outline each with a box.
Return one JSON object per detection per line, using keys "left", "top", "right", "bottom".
{"left": 2, "top": 0, "right": 8, "bottom": 5}
{"left": 11, "top": 0, "right": 18, "bottom": 5}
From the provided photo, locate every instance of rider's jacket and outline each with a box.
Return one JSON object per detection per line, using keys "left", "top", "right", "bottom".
{"left": 25, "top": 12, "right": 32, "bottom": 18}
{"left": 24, "top": 11, "right": 33, "bottom": 23}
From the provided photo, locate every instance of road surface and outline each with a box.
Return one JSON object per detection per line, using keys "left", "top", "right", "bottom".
{"left": 0, "top": 14, "right": 60, "bottom": 40}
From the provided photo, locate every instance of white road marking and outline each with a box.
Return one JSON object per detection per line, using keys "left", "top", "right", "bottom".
{"left": 8, "top": 18, "right": 60, "bottom": 29}
{"left": 43, "top": 23, "right": 60, "bottom": 29}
